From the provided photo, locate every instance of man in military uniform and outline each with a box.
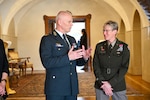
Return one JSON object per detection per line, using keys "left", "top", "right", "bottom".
{"left": 93, "top": 20, "right": 130, "bottom": 100}
{"left": 39, "top": 11, "right": 92, "bottom": 100}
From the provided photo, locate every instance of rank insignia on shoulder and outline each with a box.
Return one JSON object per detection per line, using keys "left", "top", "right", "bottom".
{"left": 53, "top": 31, "right": 57, "bottom": 36}
{"left": 127, "top": 46, "right": 130, "bottom": 50}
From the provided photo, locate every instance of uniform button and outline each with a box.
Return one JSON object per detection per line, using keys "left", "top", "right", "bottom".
{"left": 52, "top": 75, "right": 56, "bottom": 78}
{"left": 70, "top": 73, "right": 72, "bottom": 75}
{"left": 96, "top": 78, "right": 99, "bottom": 80}
{"left": 70, "top": 62, "right": 72, "bottom": 65}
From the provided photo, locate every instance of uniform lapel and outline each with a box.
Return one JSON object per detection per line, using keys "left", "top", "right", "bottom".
{"left": 112, "top": 39, "right": 120, "bottom": 52}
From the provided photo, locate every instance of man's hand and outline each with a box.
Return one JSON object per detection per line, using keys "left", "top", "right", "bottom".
{"left": 68, "top": 45, "right": 92, "bottom": 61}
{"left": 81, "top": 45, "right": 92, "bottom": 60}
{"left": 101, "top": 81, "right": 113, "bottom": 96}
{"left": 68, "top": 46, "right": 84, "bottom": 60}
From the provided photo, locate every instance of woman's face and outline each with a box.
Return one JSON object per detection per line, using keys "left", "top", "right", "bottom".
{"left": 103, "top": 25, "right": 117, "bottom": 43}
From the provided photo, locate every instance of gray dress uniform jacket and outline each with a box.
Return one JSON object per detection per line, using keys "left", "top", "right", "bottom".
{"left": 93, "top": 39, "right": 130, "bottom": 92}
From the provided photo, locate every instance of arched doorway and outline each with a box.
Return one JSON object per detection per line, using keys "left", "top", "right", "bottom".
{"left": 133, "top": 10, "right": 142, "bottom": 75}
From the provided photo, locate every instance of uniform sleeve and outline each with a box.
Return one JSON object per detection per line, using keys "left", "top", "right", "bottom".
{"left": 0, "top": 40, "right": 9, "bottom": 75}
{"left": 93, "top": 44, "right": 105, "bottom": 86}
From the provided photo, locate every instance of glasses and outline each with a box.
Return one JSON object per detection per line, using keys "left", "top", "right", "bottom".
{"left": 103, "top": 29, "right": 113, "bottom": 32}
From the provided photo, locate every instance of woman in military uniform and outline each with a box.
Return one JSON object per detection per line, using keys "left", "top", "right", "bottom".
{"left": 93, "top": 20, "right": 130, "bottom": 100}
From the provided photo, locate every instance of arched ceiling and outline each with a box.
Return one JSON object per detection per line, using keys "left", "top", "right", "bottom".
{"left": 0, "top": 0, "right": 149, "bottom": 35}
{"left": 104, "top": 0, "right": 130, "bottom": 31}
{"left": 0, "top": 0, "right": 41, "bottom": 35}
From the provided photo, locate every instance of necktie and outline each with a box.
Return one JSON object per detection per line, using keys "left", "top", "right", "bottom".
{"left": 63, "top": 34, "right": 71, "bottom": 48}
{"left": 108, "top": 44, "right": 112, "bottom": 53}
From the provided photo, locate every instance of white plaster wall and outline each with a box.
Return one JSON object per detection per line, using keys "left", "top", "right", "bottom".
{"left": 17, "top": 0, "right": 121, "bottom": 70}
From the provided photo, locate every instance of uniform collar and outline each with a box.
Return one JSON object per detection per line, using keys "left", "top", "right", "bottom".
{"left": 55, "top": 29, "right": 64, "bottom": 39}
{"left": 108, "top": 39, "right": 117, "bottom": 47}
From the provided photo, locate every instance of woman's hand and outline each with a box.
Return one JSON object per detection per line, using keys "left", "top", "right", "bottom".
{"left": 0, "top": 81, "right": 6, "bottom": 96}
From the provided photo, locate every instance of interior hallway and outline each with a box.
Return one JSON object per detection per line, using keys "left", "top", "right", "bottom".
{"left": 6, "top": 66, "right": 150, "bottom": 100}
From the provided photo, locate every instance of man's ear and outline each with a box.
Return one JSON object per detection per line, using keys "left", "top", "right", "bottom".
{"left": 58, "top": 20, "right": 62, "bottom": 26}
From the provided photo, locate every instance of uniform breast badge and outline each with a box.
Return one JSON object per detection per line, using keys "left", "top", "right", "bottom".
{"left": 100, "top": 46, "right": 106, "bottom": 53}
{"left": 117, "top": 44, "right": 123, "bottom": 51}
